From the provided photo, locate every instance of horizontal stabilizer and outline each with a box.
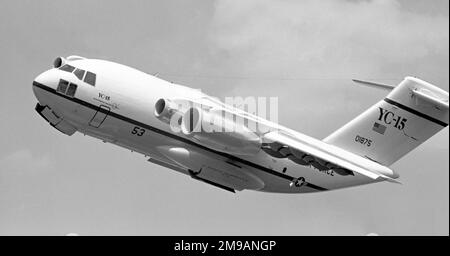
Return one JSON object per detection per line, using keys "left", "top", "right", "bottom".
{"left": 352, "top": 79, "right": 396, "bottom": 90}
{"left": 412, "top": 88, "right": 449, "bottom": 110}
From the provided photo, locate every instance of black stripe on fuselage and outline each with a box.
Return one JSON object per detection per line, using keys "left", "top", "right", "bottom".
{"left": 32, "top": 81, "right": 327, "bottom": 191}
{"left": 384, "top": 98, "right": 448, "bottom": 127}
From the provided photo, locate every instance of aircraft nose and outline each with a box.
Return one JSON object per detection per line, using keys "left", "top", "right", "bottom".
{"left": 32, "top": 69, "right": 58, "bottom": 104}
{"left": 34, "top": 70, "right": 54, "bottom": 87}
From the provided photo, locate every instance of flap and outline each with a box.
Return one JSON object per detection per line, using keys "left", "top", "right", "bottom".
{"left": 263, "top": 131, "right": 400, "bottom": 183}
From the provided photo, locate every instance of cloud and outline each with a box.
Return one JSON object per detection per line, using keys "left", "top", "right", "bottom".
{"left": 204, "top": 0, "right": 449, "bottom": 136}
{"left": 0, "top": 150, "right": 53, "bottom": 174}
{"left": 208, "top": 0, "right": 448, "bottom": 81}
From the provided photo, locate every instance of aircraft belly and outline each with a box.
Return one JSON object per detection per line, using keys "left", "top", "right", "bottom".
{"left": 71, "top": 112, "right": 335, "bottom": 193}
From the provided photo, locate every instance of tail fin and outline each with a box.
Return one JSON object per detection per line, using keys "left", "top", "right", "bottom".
{"left": 324, "top": 77, "right": 449, "bottom": 166}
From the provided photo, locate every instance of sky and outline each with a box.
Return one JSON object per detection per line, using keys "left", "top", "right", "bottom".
{"left": 0, "top": 0, "right": 448, "bottom": 235}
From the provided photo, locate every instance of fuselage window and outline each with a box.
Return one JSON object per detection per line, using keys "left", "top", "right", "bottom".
{"left": 56, "top": 79, "right": 69, "bottom": 94}
{"left": 59, "top": 64, "right": 76, "bottom": 73}
{"left": 56, "top": 79, "right": 77, "bottom": 97}
{"left": 74, "top": 68, "right": 86, "bottom": 80}
{"left": 84, "top": 71, "right": 96, "bottom": 86}
{"left": 66, "top": 83, "right": 78, "bottom": 97}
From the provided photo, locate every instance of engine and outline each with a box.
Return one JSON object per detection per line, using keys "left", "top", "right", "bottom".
{"left": 154, "top": 98, "right": 184, "bottom": 126}
{"left": 53, "top": 56, "right": 66, "bottom": 68}
{"left": 53, "top": 56, "right": 86, "bottom": 68}
{"left": 180, "top": 107, "right": 261, "bottom": 156}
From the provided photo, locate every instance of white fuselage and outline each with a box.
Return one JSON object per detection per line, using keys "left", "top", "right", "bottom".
{"left": 32, "top": 58, "right": 376, "bottom": 193}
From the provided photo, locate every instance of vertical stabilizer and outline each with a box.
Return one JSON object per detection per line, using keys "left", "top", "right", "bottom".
{"left": 324, "top": 77, "right": 448, "bottom": 166}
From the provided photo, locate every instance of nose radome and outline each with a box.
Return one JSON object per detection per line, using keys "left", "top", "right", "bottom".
{"left": 34, "top": 70, "right": 55, "bottom": 87}
{"left": 33, "top": 69, "right": 59, "bottom": 104}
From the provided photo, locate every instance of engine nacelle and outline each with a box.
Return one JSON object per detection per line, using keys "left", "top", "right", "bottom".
{"left": 181, "top": 107, "right": 261, "bottom": 156}
{"left": 154, "top": 98, "right": 184, "bottom": 126}
{"left": 53, "top": 56, "right": 66, "bottom": 68}
{"left": 53, "top": 56, "right": 87, "bottom": 68}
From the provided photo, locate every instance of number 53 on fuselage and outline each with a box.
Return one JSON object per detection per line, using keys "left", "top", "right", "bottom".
{"left": 32, "top": 56, "right": 449, "bottom": 194}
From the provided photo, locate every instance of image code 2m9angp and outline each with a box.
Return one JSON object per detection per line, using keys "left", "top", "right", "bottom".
{"left": 173, "top": 239, "right": 277, "bottom": 254}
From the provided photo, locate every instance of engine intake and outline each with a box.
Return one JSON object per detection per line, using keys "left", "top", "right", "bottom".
{"left": 53, "top": 57, "right": 66, "bottom": 68}
{"left": 154, "top": 98, "right": 183, "bottom": 126}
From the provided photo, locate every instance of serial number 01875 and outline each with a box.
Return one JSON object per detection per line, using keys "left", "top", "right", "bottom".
{"left": 355, "top": 135, "right": 372, "bottom": 147}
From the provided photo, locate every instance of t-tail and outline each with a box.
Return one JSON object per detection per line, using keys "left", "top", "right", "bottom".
{"left": 324, "top": 77, "right": 449, "bottom": 167}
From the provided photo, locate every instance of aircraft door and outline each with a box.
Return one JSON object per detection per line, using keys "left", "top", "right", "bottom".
{"left": 89, "top": 105, "right": 110, "bottom": 128}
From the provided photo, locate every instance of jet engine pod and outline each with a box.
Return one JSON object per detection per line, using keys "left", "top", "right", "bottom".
{"left": 154, "top": 98, "right": 183, "bottom": 127}
{"left": 181, "top": 107, "right": 262, "bottom": 156}
{"left": 53, "top": 56, "right": 66, "bottom": 68}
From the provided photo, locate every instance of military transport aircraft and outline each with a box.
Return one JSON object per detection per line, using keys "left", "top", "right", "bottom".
{"left": 32, "top": 56, "right": 449, "bottom": 193}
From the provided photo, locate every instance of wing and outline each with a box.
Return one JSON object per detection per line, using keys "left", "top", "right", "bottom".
{"left": 262, "top": 131, "right": 400, "bottom": 184}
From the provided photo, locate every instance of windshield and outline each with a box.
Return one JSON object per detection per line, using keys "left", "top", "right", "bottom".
{"left": 59, "top": 64, "right": 75, "bottom": 73}
{"left": 58, "top": 65, "right": 96, "bottom": 86}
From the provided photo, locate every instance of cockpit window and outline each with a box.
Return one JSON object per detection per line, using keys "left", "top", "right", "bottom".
{"left": 59, "top": 64, "right": 76, "bottom": 73}
{"left": 66, "top": 83, "right": 78, "bottom": 97}
{"left": 58, "top": 63, "right": 97, "bottom": 86}
{"left": 84, "top": 71, "right": 96, "bottom": 86}
{"left": 74, "top": 68, "right": 85, "bottom": 80}
{"left": 56, "top": 79, "right": 69, "bottom": 94}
